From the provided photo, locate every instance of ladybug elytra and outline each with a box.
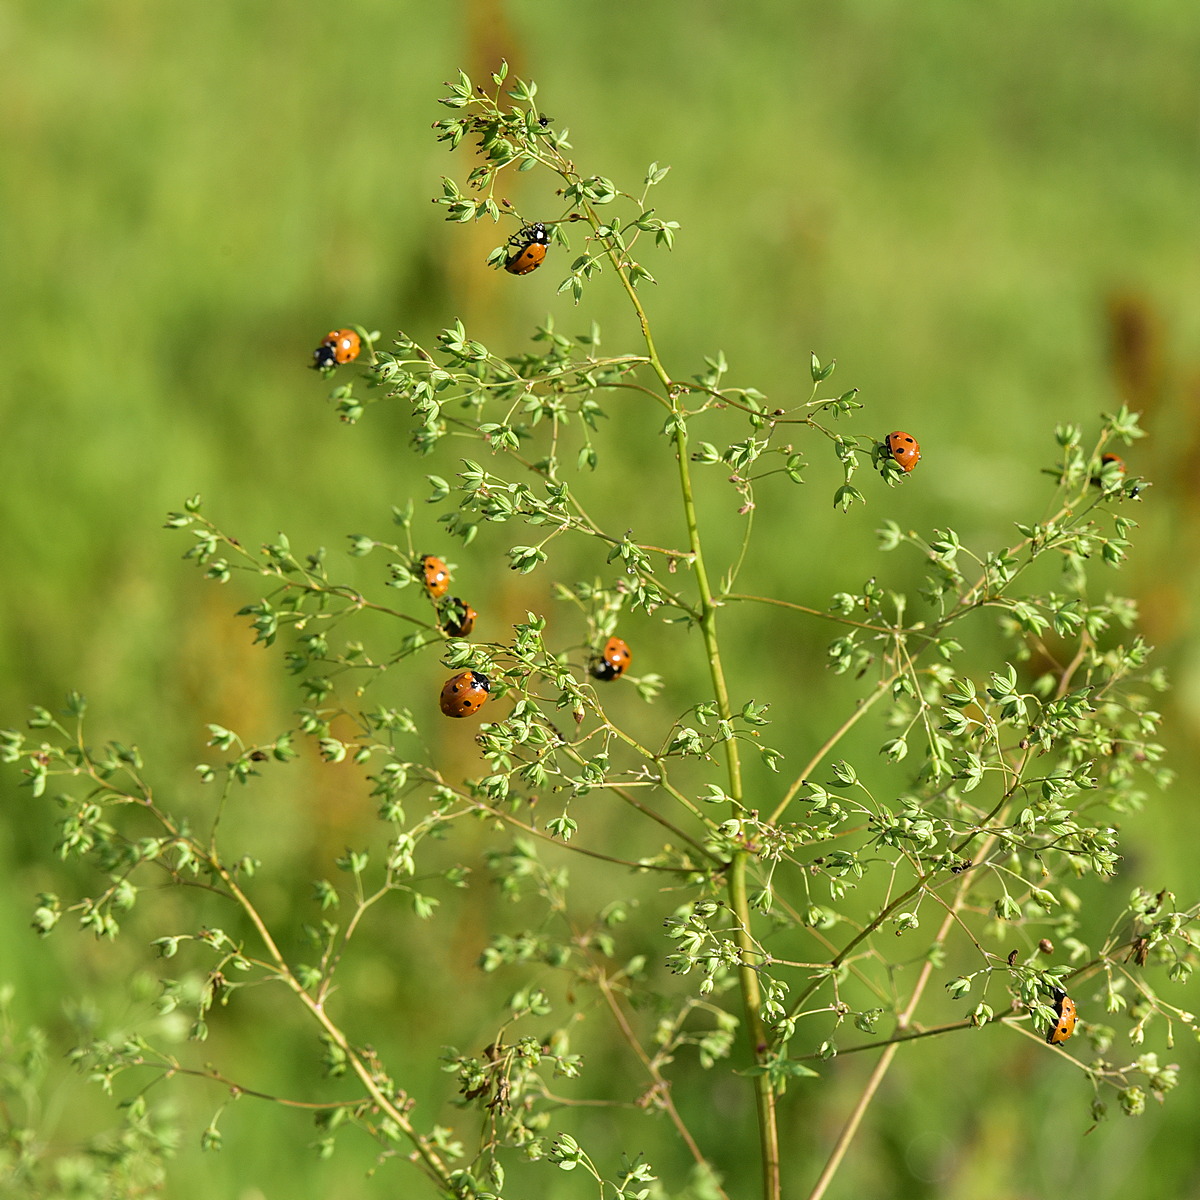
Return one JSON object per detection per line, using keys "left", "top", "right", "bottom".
{"left": 1045, "top": 986, "right": 1078, "bottom": 1045}
{"left": 312, "top": 328, "right": 361, "bottom": 369}
{"left": 420, "top": 555, "right": 450, "bottom": 598}
{"left": 504, "top": 222, "right": 550, "bottom": 276}
{"left": 442, "top": 597, "right": 477, "bottom": 639}
{"left": 885, "top": 430, "right": 920, "bottom": 473}
{"left": 439, "top": 670, "right": 490, "bottom": 718}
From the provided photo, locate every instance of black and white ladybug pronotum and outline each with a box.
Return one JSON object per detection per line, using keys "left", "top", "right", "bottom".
{"left": 590, "top": 636, "right": 632, "bottom": 682}
{"left": 504, "top": 222, "right": 550, "bottom": 276}
{"left": 1045, "top": 986, "right": 1078, "bottom": 1045}
{"left": 312, "top": 328, "right": 361, "bottom": 369}
{"left": 439, "top": 670, "right": 490, "bottom": 718}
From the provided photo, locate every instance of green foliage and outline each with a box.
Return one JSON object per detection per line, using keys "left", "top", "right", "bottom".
{"left": 0, "top": 986, "right": 176, "bottom": 1196}
{"left": 4, "top": 66, "right": 1198, "bottom": 1200}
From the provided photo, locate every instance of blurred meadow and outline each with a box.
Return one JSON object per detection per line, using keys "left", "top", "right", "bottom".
{"left": 3, "top": 0, "right": 1200, "bottom": 1196}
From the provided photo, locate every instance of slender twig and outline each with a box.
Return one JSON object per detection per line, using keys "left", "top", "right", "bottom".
{"left": 805, "top": 829, "right": 999, "bottom": 1200}
{"left": 151, "top": 1055, "right": 364, "bottom": 1110}
{"left": 595, "top": 973, "right": 732, "bottom": 1200}
{"left": 724, "top": 592, "right": 893, "bottom": 635}
{"left": 209, "top": 860, "right": 457, "bottom": 1190}
{"left": 771, "top": 677, "right": 895, "bottom": 823}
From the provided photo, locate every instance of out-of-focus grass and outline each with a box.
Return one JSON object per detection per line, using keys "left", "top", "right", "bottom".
{"left": 3, "top": 0, "right": 1199, "bottom": 1195}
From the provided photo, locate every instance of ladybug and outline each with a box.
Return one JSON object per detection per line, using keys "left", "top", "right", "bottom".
{"left": 312, "top": 328, "right": 361, "bottom": 369}
{"left": 1092, "top": 452, "right": 1126, "bottom": 485}
{"left": 420, "top": 555, "right": 450, "bottom": 598}
{"left": 590, "top": 636, "right": 632, "bottom": 682}
{"left": 439, "top": 670, "right": 490, "bottom": 718}
{"left": 504, "top": 222, "right": 550, "bottom": 276}
{"left": 885, "top": 431, "right": 920, "bottom": 473}
{"left": 442, "top": 596, "right": 477, "bottom": 638}
{"left": 1045, "top": 986, "right": 1078, "bottom": 1045}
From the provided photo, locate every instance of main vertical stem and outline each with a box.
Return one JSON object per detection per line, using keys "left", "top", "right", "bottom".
{"left": 673, "top": 421, "right": 780, "bottom": 1200}
{"left": 596, "top": 210, "right": 781, "bottom": 1200}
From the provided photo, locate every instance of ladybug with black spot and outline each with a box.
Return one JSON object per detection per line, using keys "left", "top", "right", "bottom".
{"left": 591, "top": 636, "right": 632, "bottom": 682}
{"left": 312, "top": 328, "right": 361, "bottom": 369}
{"left": 420, "top": 555, "right": 450, "bottom": 598}
{"left": 439, "top": 670, "right": 490, "bottom": 718}
{"left": 504, "top": 222, "right": 550, "bottom": 276}
{"left": 885, "top": 431, "right": 920, "bottom": 473}
{"left": 1045, "top": 986, "right": 1078, "bottom": 1045}
{"left": 442, "top": 597, "right": 477, "bottom": 638}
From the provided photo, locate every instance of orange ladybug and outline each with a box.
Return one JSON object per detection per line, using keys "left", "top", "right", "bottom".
{"left": 439, "top": 671, "right": 490, "bottom": 718}
{"left": 312, "top": 328, "right": 361, "bottom": 369}
{"left": 1045, "top": 986, "right": 1078, "bottom": 1045}
{"left": 885, "top": 431, "right": 920, "bottom": 473}
{"left": 442, "top": 597, "right": 476, "bottom": 638}
{"left": 420, "top": 555, "right": 450, "bottom": 598}
{"left": 591, "top": 636, "right": 632, "bottom": 682}
{"left": 504, "top": 223, "right": 550, "bottom": 276}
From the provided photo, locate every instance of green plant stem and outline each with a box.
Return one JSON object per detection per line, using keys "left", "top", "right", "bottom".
{"left": 673, "top": 407, "right": 780, "bottom": 1198}
{"left": 723, "top": 592, "right": 892, "bottom": 635}
{"left": 694, "top": 495, "right": 782, "bottom": 1179}
{"left": 794, "top": 1016, "right": 982, "bottom": 1059}
{"left": 586, "top": 197, "right": 780, "bottom": 1200}
{"left": 728, "top": 850, "right": 781, "bottom": 1196}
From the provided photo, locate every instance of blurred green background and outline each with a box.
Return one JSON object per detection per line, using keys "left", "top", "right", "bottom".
{"left": 4, "top": 0, "right": 1200, "bottom": 1196}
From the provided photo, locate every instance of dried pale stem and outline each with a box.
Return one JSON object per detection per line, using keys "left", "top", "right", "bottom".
{"left": 805, "top": 834, "right": 997, "bottom": 1200}
{"left": 153, "top": 1055, "right": 360, "bottom": 1110}
{"left": 211, "top": 861, "right": 456, "bottom": 1190}
{"left": 596, "top": 973, "right": 732, "bottom": 1200}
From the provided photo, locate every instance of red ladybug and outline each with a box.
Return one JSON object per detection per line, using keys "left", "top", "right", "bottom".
{"left": 504, "top": 223, "right": 550, "bottom": 275}
{"left": 439, "top": 670, "right": 490, "bottom": 718}
{"left": 312, "top": 328, "right": 361, "bottom": 369}
{"left": 885, "top": 431, "right": 920, "bottom": 472}
{"left": 591, "top": 637, "right": 632, "bottom": 682}
{"left": 1045, "top": 986, "right": 1078, "bottom": 1045}
{"left": 442, "top": 597, "right": 477, "bottom": 638}
{"left": 420, "top": 555, "right": 450, "bottom": 598}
